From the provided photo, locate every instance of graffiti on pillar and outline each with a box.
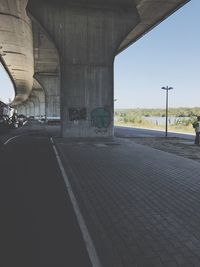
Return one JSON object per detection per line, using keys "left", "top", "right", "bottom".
{"left": 91, "top": 107, "right": 111, "bottom": 133}
{"left": 68, "top": 108, "right": 86, "bottom": 121}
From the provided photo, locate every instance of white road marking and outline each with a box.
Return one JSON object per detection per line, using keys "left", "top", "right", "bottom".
{"left": 50, "top": 137, "right": 102, "bottom": 267}
{"left": 3, "top": 134, "right": 24, "bottom": 145}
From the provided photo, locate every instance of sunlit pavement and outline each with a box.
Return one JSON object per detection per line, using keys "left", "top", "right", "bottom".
{"left": 2, "top": 122, "right": 200, "bottom": 266}
{"left": 114, "top": 125, "right": 195, "bottom": 139}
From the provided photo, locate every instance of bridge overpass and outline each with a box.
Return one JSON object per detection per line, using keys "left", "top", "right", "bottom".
{"left": 0, "top": 0, "right": 190, "bottom": 137}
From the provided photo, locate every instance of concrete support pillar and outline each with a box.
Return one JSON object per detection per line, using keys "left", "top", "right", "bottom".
{"left": 18, "top": 105, "right": 22, "bottom": 114}
{"left": 23, "top": 106, "right": 27, "bottom": 116}
{"left": 16, "top": 105, "right": 21, "bottom": 114}
{"left": 19, "top": 105, "right": 26, "bottom": 115}
{"left": 26, "top": 101, "right": 35, "bottom": 117}
{"left": 23, "top": 105, "right": 28, "bottom": 117}
{"left": 23, "top": 103, "right": 28, "bottom": 117}
{"left": 28, "top": 1, "right": 139, "bottom": 137}
{"left": 26, "top": 103, "right": 30, "bottom": 117}
{"left": 29, "top": 88, "right": 46, "bottom": 118}
{"left": 20, "top": 104, "right": 26, "bottom": 116}
{"left": 34, "top": 99, "right": 40, "bottom": 118}
{"left": 32, "top": 96, "right": 41, "bottom": 118}
{"left": 40, "top": 101, "right": 45, "bottom": 117}
{"left": 34, "top": 74, "right": 60, "bottom": 120}
{"left": 30, "top": 103, "right": 34, "bottom": 117}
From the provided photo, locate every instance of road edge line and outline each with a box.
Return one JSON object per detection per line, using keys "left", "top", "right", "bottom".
{"left": 50, "top": 137, "right": 102, "bottom": 267}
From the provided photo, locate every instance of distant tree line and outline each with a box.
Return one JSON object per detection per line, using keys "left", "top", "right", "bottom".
{"left": 114, "top": 107, "right": 200, "bottom": 127}
{"left": 115, "top": 107, "right": 200, "bottom": 117}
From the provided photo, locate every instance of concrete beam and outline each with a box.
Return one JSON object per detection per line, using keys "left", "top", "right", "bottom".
{"left": 32, "top": 21, "right": 60, "bottom": 75}
{"left": 118, "top": 0, "right": 190, "bottom": 53}
{"left": 0, "top": 0, "right": 34, "bottom": 106}
{"left": 28, "top": 0, "right": 140, "bottom": 137}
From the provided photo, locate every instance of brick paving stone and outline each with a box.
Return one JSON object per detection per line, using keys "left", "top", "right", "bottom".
{"left": 149, "top": 257, "right": 165, "bottom": 267}
{"left": 163, "top": 261, "right": 178, "bottom": 267}
{"left": 173, "top": 253, "right": 189, "bottom": 265}
{"left": 55, "top": 137, "right": 200, "bottom": 267}
{"left": 178, "top": 247, "right": 194, "bottom": 258}
{"left": 188, "top": 256, "right": 200, "bottom": 266}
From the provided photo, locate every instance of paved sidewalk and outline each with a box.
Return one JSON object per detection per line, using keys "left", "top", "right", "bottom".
{"left": 54, "top": 137, "right": 200, "bottom": 267}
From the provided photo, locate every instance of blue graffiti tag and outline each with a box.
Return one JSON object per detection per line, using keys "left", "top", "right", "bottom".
{"left": 91, "top": 107, "right": 111, "bottom": 130}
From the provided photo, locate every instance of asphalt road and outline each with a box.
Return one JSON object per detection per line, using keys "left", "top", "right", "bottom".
{"left": 114, "top": 125, "right": 195, "bottom": 140}
{"left": 0, "top": 122, "right": 91, "bottom": 267}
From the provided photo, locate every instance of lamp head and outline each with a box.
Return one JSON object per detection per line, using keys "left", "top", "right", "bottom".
{"left": 161, "top": 86, "right": 173, "bottom": 90}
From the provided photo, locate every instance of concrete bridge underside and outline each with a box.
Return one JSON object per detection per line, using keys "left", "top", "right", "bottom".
{"left": 0, "top": 0, "right": 190, "bottom": 137}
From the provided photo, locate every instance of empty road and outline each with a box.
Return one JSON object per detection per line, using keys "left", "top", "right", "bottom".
{"left": 0, "top": 121, "right": 91, "bottom": 267}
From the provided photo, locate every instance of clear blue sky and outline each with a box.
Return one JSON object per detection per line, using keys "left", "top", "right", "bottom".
{"left": 114, "top": 0, "right": 200, "bottom": 109}
{"left": 0, "top": 63, "right": 15, "bottom": 104}
{"left": 0, "top": 0, "right": 199, "bottom": 108}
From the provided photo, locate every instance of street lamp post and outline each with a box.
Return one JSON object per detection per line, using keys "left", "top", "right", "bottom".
{"left": 161, "top": 86, "right": 173, "bottom": 137}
